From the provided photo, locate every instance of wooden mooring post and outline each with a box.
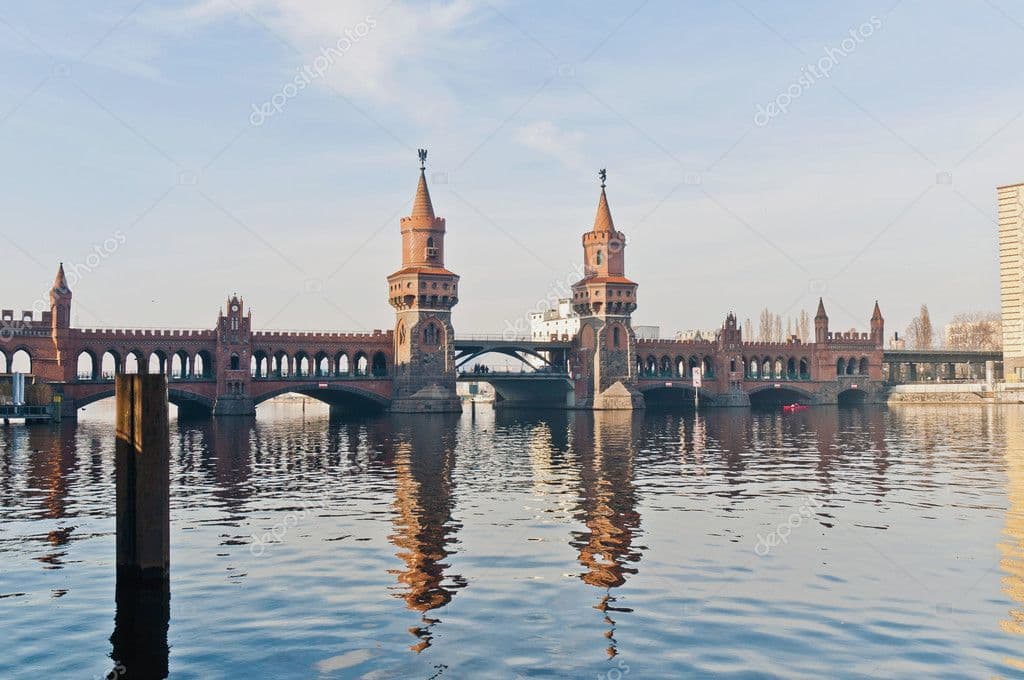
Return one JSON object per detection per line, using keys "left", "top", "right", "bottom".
{"left": 115, "top": 374, "right": 170, "bottom": 581}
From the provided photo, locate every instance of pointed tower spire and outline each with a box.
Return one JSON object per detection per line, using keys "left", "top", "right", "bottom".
{"left": 814, "top": 297, "right": 828, "bottom": 344}
{"left": 870, "top": 300, "right": 884, "bottom": 347}
{"left": 593, "top": 168, "right": 614, "bottom": 233}
{"left": 411, "top": 148, "right": 435, "bottom": 220}
{"left": 53, "top": 262, "right": 69, "bottom": 293}
{"left": 50, "top": 262, "right": 72, "bottom": 332}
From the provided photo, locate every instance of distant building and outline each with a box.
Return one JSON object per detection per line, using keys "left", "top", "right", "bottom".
{"left": 674, "top": 329, "right": 716, "bottom": 342}
{"left": 633, "top": 325, "right": 660, "bottom": 340}
{"left": 530, "top": 298, "right": 579, "bottom": 340}
{"left": 999, "top": 183, "right": 1024, "bottom": 379}
{"left": 888, "top": 332, "right": 906, "bottom": 350}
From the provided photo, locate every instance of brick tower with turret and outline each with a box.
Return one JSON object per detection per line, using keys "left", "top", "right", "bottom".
{"left": 213, "top": 295, "right": 255, "bottom": 416}
{"left": 386, "top": 150, "right": 462, "bottom": 413}
{"left": 570, "top": 170, "right": 644, "bottom": 410}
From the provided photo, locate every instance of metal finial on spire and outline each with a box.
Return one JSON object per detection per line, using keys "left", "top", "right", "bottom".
{"left": 418, "top": 148, "right": 427, "bottom": 170}
{"left": 598, "top": 168, "right": 607, "bottom": 188}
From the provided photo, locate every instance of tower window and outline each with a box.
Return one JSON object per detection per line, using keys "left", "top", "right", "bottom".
{"left": 426, "top": 236, "right": 438, "bottom": 259}
{"left": 596, "top": 249, "right": 603, "bottom": 266}
{"left": 423, "top": 323, "right": 440, "bottom": 346}
{"left": 230, "top": 354, "right": 240, "bottom": 370}
{"left": 613, "top": 326, "right": 621, "bottom": 348}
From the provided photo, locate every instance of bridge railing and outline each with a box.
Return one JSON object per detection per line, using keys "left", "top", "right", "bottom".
{"left": 456, "top": 334, "right": 537, "bottom": 342}
{"left": 459, "top": 367, "right": 568, "bottom": 376}
{"left": 251, "top": 372, "right": 388, "bottom": 380}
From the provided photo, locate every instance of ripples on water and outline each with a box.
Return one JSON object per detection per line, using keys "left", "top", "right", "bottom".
{"left": 1, "top": 401, "right": 1023, "bottom": 678}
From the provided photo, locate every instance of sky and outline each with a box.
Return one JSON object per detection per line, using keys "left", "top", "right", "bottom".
{"left": 1, "top": 0, "right": 1021, "bottom": 339}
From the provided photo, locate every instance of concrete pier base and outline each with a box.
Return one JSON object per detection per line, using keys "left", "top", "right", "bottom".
{"left": 389, "top": 384, "right": 463, "bottom": 413}
{"left": 212, "top": 395, "right": 256, "bottom": 417}
{"left": 590, "top": 381, "right": 645, "bottom": 410}
{"left": 115, "top": 375, "right": 170, "bottom": 582}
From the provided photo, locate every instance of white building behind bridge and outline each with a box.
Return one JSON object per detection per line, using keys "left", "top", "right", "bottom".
{"left": 530, "top": 299, "right": 579, "bottom": 341}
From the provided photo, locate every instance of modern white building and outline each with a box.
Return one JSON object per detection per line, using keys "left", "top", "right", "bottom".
{"left": 673, "top": 329, "right": 716, "bottom": 342}
{"left": 634, "top": 325, "right": 661, "bottom": 340}
{"left": 999, "top": 182, "right": 1024, "bottom": 379}
{"left": 530, "top": 299, "right": 580, "bottom": 341}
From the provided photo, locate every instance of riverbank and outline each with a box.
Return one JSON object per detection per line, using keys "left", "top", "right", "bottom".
{"left": 886, "top": 382, "right": 1024, "bottom": 404}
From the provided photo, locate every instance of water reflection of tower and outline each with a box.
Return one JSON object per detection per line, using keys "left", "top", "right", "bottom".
{"left": 570, "top": 411, "right": 644, "bottom": 657}
{"left": 999, "top": 407, "right": 1024, "bottom": 661}
{"left": 24, "top": 422, "right": 79, "bottom": 520}
{"left": 387, "top": 415, "right": 466, "bottom": 652}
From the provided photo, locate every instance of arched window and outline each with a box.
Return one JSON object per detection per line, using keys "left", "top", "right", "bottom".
{"left": 230, "top": 354, "right": 240, "bottom": 370}
{"left": 423, "top": 323, "right": 440, "bottom": 346}
{"left": 371, "top": 352, "right": 387, "bottom": 377}
{"left": 77, "top": 351, "right": 96, "bottom": 380}
{"left": 596, "top": 249, "right": 604, "bottom": 266}
{"left": 427, "top": 237, "right": 434, "bottom": 248}
{"left": 613, "top": 325, "right": 621, "bottom": 348}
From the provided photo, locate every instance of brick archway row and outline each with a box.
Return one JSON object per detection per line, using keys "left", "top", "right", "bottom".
{"left": 249, "top": 348, "right": 390, "bottom": 379}
{"left": 69, "top": 346, "right": 217, "bottom": 381}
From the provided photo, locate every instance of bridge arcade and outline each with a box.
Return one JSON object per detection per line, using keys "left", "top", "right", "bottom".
{"left": 1, "top": 156, "right": 890, "bottom": 417}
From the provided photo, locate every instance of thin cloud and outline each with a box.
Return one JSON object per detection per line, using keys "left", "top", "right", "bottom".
{"left": 516, "top": 120, "right": 586, "bottom": 170}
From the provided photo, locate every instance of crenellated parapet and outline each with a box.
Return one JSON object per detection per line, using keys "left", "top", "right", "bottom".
{"left": 252, "top": 329, "right": 392, "bottom": 343}
{"left": 72, "top": 328, "right": 216, "bottom": 340}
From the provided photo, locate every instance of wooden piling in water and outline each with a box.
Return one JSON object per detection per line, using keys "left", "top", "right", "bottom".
{"left": 115, "top": 374, "right": 170, "bottom": 581}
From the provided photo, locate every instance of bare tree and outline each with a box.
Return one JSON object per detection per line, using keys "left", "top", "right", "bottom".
{"left": 947, "top": 311, "right": 1001, "bottom": 350}
{"left": 906, "top": 304, "right": 934, "bottom": 349}
{"left": 772, "top": 315, "right": 783, "bottom": 343}
{"left": 797, "top": 309, "right": 810, "bottom": 343}
{"left": 758, "top": 308, "right": 773, "bottom": 342}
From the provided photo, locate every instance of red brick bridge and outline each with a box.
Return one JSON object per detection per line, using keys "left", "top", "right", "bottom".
{"left": 0, "top": 157, "right": 886, "bottom": 417}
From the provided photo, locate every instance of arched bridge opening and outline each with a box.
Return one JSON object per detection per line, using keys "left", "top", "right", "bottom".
{"left": 748, "top": 386, "right": 814, "bottom": 410}
{"left": 640, "top": 385, "right": 716, "bottom": 410}
{"left": 71, "top": 388, "right": 215, "bottom": 419}
{"left": 252, "top": 384, "right": 389, "bottom": 416}
{"left": 837, "top": 388, "right": 868, "bottom": 406}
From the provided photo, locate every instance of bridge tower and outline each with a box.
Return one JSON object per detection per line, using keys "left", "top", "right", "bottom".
{"left": 212, "top": 295, "right": 255, "bottom": 416}
{"left": 386, "top": 150, "right": 462, "bottom": 413}
{"left": 870, "top": 300, "right": 884, "bottom": 347}
{"left": 814, "top": 297, "right": 829, "bottom": 343}
{"left": 48, "top": 263, "right": 75, "bottom": 381}
{"left": 570, "top": 170, "right": 644, "bottom": 410}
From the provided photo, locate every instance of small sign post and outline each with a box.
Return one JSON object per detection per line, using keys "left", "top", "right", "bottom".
{"left": 692, "top": 366, "right": 702, "bottom": 409}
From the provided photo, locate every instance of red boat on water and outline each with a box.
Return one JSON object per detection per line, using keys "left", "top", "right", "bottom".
{"left": 782, "top": 403, "right": 809, "bottom": 413}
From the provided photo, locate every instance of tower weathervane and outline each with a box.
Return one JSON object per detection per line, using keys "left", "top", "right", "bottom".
{"left": 418, "top": 148, "right": 427, "bottom": 170}
{"left": 598, "top": 168, "right": 607, "bottom": 188}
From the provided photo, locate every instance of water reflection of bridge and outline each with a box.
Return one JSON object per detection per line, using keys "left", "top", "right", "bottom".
{"left": 8, "top": 405, "right": 1024, "bottom": 673}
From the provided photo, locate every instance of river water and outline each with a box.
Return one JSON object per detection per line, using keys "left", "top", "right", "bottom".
{"left": 1, "top": 401, "right": 1023, "bottom": 679}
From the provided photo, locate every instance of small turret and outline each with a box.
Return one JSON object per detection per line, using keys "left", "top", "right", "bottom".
{"left": 870, "top": 300, "right": 884, "bottom": 347}
{"left": 50, "top": 262, "right": 72, "bottom": 331}
{"left": 814, "top": 298, "right": 828, "bottom": 344}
